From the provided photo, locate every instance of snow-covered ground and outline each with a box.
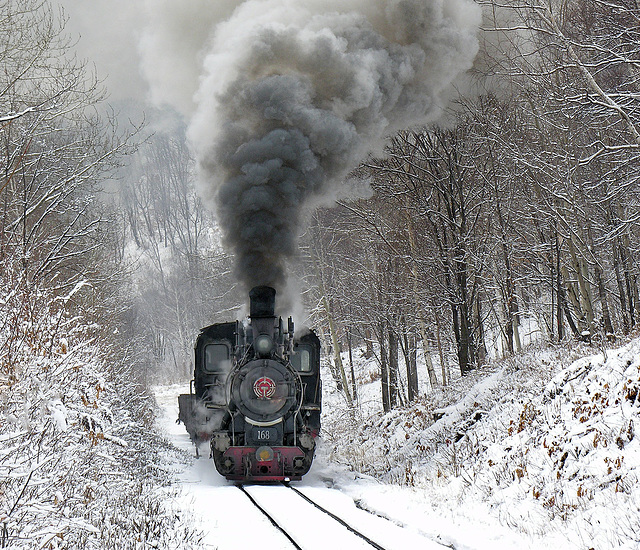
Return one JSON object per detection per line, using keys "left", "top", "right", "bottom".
{"left": 156, "top": 336, "right": 640, "bottom": 549}
{"left": 154, "top": 386, "right": 534, "bottom": 549}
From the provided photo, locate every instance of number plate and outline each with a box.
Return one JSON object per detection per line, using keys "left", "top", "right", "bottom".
{"left": 251, "top": 427, "right": 277, "bottom": 442}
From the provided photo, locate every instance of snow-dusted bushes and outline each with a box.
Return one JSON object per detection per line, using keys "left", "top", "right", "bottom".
{"left": 0, "top": 271, "right": 201, "bottom": 549}
{"left": 323, "top": 340, "right": 640, "bottom": 547}
{"left": 491, "top": 341, "right": 640, "bottom": 546}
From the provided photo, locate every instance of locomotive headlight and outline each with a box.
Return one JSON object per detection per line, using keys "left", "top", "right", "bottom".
{"left": 256, "top": 446, "right": 274, "bottom": 462}
{"left": 254, "top": 334, "right": 274, "bottom": 357}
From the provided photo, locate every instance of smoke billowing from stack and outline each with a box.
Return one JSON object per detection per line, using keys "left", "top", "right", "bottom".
{"left": 144, "top": 0, "right": 481, "bottom": 303}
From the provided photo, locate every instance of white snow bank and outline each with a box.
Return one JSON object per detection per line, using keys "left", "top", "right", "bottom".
{"left": 323, "top": 338, "right": 640, "bottom": 548}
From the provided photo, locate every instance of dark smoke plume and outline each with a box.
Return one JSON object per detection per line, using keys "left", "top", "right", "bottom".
{"left": 169, "top": 0, "right": 481, "bottom": 301}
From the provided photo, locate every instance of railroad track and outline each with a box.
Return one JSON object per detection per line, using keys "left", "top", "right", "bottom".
{"left": 237, "top": 483, "right": 448, "bottom": 550}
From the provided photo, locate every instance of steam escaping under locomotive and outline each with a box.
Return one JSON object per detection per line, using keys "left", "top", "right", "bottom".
{"left": 178, "top": 286, "right": 321, "bottom": 481}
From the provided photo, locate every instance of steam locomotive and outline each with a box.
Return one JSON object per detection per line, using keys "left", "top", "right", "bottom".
{"left": 178, "top": 286, "right": 321, "bottom": 481}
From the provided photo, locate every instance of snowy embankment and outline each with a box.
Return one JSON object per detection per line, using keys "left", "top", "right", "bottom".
{"left": 325, "top": 338, "right": 640, "bottom": 549}
{"left": 0, "top": 284, "right": 199, "bottom": 550}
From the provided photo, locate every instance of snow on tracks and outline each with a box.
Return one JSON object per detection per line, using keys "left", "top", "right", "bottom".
{"left": 237, "top": 483, "right": 447, "bottom": 550}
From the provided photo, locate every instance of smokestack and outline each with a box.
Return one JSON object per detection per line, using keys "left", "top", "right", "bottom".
{"left": 249, "top": 286, "right": 276, "bottom": 319}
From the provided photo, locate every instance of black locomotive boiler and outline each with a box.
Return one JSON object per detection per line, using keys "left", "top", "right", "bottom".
{"left": 178, "top": 286, "right": 321, "bottom": 481}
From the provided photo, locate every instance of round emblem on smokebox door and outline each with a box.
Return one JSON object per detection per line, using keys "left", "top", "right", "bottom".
{"left": 253, "top": 376, "right": 276, "bottom": 399}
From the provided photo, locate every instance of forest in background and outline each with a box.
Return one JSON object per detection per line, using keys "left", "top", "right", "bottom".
{"left": 2, "top": 0, "right": 640, "bottom": 439}
{"left": 111, "top": 0, "right": 640, "bottom": 417}
{"left": 303, "top": 0, "right": 640, "bottom": 411}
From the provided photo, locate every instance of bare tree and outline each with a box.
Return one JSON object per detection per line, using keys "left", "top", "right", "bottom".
{"left": 119, "top": 118, "right": 240, "bottom": 380}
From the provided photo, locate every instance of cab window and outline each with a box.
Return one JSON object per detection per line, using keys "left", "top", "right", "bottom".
{"left": 290, "top": 346, "right": 311, "bottom": 373}
{"left": 204, "top": 343, "right": 230, "bottom": 373}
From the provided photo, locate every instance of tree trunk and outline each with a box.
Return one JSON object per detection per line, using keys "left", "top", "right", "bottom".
{"left": 561, "top": 264, "right": 586, "bottom": 334}
{"left": 433, "top": 306, "right": 448, "bottom": 386}
{"left": 555, "top": 229, "right": 565, "bottom": 341}
{"left": 453, "top": 299, "right": 475, "bottom": 375}
{"left": 405, "top": 331, "right": 419, "bottom": 401}
{"left": 313, "top": 249, "right": 353, "bottom": 407}
{"left": 620, "top": 232, "right": 639, "bottom": 327}
{"left": 613, "top": 239, "right": 630, "bottom": 334}
{"left": 346, "top": 324, "right": 357, "bottom": 402}
{"left": 584, "top": 223, "right": 613, "bottom": 336}
{"left": 474, "top": 292, "right": 488, "bottom": 365}
{"left": 364, "top": 327, "right": 374, "bottom": 359}
{"left": 621, "top": 244, "right": 636, "bottom": 327}
{"left": 403, "top": 204, "right": 436, "bottom": 388}
{"left": 398, "top": 323, "right": 419, "bottom": 402}
{"left": 317, "top": 324, "right": 343, "bottom": 391}
{"left": 379, "top": 319, "right": 391, "bottom": 413}
{"left": 595, "top": 264, "right": 614, "bottom": 338}
{"left": 388, "top": 325, "right": 399, "bottom": 409}
{"left": 453, "top": 245, "right": 476, "bottom": 374}
{"left": 559, "top": 277, "right": 581, "bottom": 338}
{"left": 322, "top": 294, "right": 353, "bottom": 408}
{"left": 568, "top": 238, "right": 594, "bottom": 336}
{"left": 495, "top": 189, "right": 521, "bottom": 354}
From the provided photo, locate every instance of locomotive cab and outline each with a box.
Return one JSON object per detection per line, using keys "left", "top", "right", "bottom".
{"left": 178, "top": 286, "right": 321, "bottom": 481}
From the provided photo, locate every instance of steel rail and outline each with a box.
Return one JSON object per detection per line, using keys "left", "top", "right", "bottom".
{"left": 236, "top": 484, "right": 303, "bottom": 550}
{"left": 284, "top": 483, "right": 387, "bottom": 550}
